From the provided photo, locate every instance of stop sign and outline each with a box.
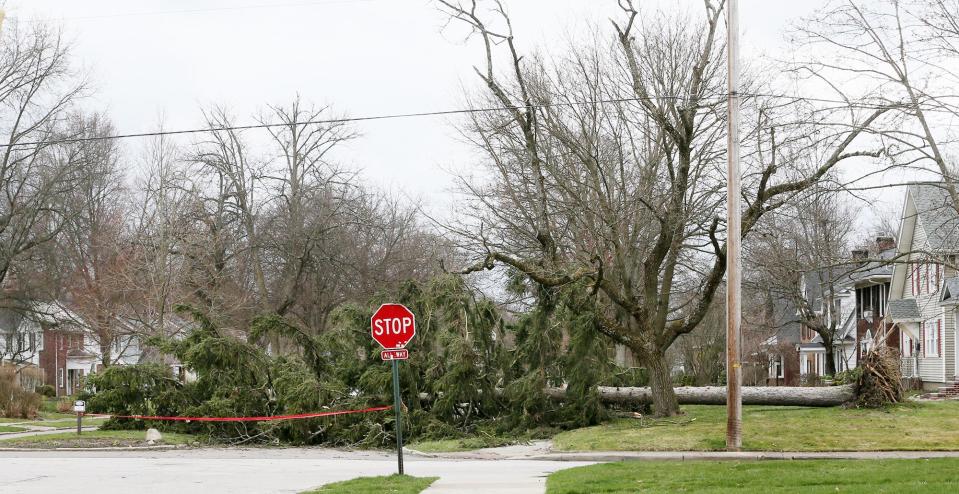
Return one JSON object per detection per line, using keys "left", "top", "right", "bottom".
{"left": 371, "top": 303, "right": 416, "bottom": 349}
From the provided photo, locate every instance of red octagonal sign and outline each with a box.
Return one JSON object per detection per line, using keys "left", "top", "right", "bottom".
{"left": 371, "top": 303, "right": 416, "bottom": 349}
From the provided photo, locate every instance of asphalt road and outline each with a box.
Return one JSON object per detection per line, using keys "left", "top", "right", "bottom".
{"left": 0, "top": 448, "right": 592, "bottom": 494}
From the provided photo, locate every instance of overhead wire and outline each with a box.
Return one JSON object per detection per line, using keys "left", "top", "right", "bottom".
{"left": 0, "top": 92, "right": 916, "bottom": 149}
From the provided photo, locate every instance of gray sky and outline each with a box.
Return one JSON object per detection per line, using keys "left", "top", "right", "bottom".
{"left": 9, "top": 0, "right": 888, "bottom": 218}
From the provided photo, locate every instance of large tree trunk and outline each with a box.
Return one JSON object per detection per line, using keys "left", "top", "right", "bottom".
{"left": 823, "top": 338, "right": 838, "bottom": 376}
{"left": 644, "top": 350, "right": 681, "bottom": 416}
{"left": 545, "top": 384, "right": 855, "bottom": 407}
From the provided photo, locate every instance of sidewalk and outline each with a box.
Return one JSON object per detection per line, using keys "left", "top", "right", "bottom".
{"left": 0, "top": 427, "right": 99, "bottom": 441}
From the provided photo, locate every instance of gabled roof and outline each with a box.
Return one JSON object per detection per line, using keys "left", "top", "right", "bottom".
{"left": 809, "top": 309, "right": 857, "bottom": 344}
{"left": 909, "top": 183, "right": 959, "bottom": 252}
{"left": 802, "top": 249, "right": 895, "bottom": 313}
{"left": 888, "top": 298, "right": 922, "bottom": 321}
{"left": 940, "top": 277, "right": 959, "bottom": 306}
{"left": 28, "top": 301, "right": 85, "bottom": 327}
{"left": 889, "top": 183, "right": 959, "bottom": 300}
{"left": 847, "top": 248, "right": 896, "bottom": 283}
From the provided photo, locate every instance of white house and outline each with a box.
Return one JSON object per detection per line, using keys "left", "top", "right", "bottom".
{"left": 887, "top": 183, "right": 958, "bottom": 389}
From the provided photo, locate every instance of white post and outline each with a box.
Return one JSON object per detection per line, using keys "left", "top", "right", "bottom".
{"left": 725, "top": 0, "right": 743, "bottom": 452}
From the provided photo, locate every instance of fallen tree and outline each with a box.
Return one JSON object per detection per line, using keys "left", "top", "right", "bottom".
{"left": 545, "top": 385, "right": 855, "bottom": 407}
{"left": 419, "top": 384, "right": 855, "bottom": 407}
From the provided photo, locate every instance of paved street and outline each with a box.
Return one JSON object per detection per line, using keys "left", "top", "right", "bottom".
{"left": 0, "top": 448, "right": 592, "bottom": 494}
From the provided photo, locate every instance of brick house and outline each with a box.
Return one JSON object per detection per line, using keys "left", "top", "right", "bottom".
{"left": 2, "top": 301, "right": 193, "bottom": 396}
{"left": 0, "top": 302, "right": 93, "bottom": 395}
{"left": 794, "top": 238, "right": 896, "bottom": 380}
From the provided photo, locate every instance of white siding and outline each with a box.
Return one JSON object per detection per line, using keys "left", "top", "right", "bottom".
{"left": 946, "top": 308, "right": 956, "bottom": 380}
{"left": 909, "top": 221, "right": 947, "bottom": 383}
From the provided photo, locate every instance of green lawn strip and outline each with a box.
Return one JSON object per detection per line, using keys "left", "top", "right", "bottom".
{"left": 40, "top": 412, "right": 79, "bottom": 420}
{"left": 300, "top": 475, "right": 438, "bottom": 494}
{"left": 408, "top": 435, "right": 523, "bottom": 453}
{"left": 546, "top": 458, "right": 959, "bottom": 493}
{"left": 14, "top": 417, "right": 108, "bottom": 428}
{"left": 553, "top": 401, "right": 959, "bottom": 452}
{"left": 0, "top": 430, "right": 199, "bottom": 448}
{"left": 0, "top": 425, "right": 26, "bottom": 433}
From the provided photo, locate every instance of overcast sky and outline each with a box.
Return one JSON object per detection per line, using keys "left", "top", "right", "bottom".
{"left": 7, "top": 0, "right": 901, "bottom": 225}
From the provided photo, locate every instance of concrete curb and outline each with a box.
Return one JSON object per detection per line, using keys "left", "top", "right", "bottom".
{"left": 526, "top": 450, "right": 959, "bottom": 462}
{"left": 403, "top": 447, "right": 436, "bottom": 458}
{"left": 0, "top": 445, "right": 182, "bottom": 452}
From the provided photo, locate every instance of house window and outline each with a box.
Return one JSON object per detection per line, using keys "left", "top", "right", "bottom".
{"left": 924, "top": 320, "right": 940, "bottom": 357}
{"left": 28, "top": 333, "right": 36, "bottom": 352}
{"left": 37, "top": 333, "right": 43, "bottom": 352}
{"left": 57, "top": 368, "right": 64, "bottom": 388}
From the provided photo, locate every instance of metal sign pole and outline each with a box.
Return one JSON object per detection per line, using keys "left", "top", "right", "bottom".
{"left": 391, "top": 359, "right": 405, "bottom": 475}
{"left": 77, "top": 412, "right": 82, "bottom": 435}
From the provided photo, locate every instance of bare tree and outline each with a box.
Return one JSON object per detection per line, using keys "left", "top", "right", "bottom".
{"left": 120, "top": 129, "right": 194, "bottom": 345}
{"left": 440, "top": 0, "right": 887, "bottom": 416}
{"left": 0, "top": 23, "right": 86, "bottom": 299}
{"left": 52, "top": 113, "right": 136, "bottom": 368}
{"left": 796, "top": 0, "right": 959, "bottom": 203}
{"left": 258, "top": 98, "right": 359, "bottom": 323}
{"left": 183, "top": 108, "right": 268, "bottom": 327}
{"left": 748, "top": 186, "right": 857, "bottom": 377}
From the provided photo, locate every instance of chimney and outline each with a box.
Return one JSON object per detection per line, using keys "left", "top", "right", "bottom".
{"left": 851, "top": 249, "right": 869, "bottom": 261}
{"left": 876, "top": 236, "right": 896, "bottom": 252}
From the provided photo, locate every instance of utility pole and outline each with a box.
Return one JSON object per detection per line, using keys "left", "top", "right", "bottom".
{"left": 725, "top": 0, "right": 743, "bottom": 452}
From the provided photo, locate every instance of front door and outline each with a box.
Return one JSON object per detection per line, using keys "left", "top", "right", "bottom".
{"left": 66, "top": 369, "right": 83, "bottom": 396}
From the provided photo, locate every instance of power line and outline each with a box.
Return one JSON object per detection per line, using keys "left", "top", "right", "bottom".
{"left": 0, "top": 92, "right": 909, "bottom": 149}
{"left": 21, "top": 0, "right": 380, "bottom": 23}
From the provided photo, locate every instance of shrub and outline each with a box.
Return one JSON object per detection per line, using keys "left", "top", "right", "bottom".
{"left": 832, "top": 368, "right": 862, "bottom": 386}
{"left": 675, "top": 373, "right": 696, "bottom": 387}
{"left": 604, "top": 367, "right": 649, "bottom": 387}
{"left": 35, "top": 384, "right": 56, "bottom": 397}
{"left": 56, "top": 397, "right": 74, "bottom": 413}
{"left": 0, "top": 365, "right": 42, "bottom": 419}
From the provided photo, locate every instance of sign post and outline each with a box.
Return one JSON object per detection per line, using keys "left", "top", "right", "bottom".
{"left": 371, "top": 303, "right": 416, "bottom": 476}
{"left": 390, "top": 359, "right": 404, "bottom": 474}
{"left": 73, "top": 400, "right": 85, "bottom": 435}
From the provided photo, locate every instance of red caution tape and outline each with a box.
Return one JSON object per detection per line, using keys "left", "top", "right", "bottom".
{"left": 82, "top": 405, "right": 392, "bottom": 422}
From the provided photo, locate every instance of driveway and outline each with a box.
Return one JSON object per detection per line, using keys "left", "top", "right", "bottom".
{"left": 0, "top": 448, "right": 592, "bottom": 494}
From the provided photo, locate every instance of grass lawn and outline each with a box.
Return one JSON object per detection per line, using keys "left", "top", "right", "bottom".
{"left": 0, "top": 429, "right": 199, "bottom": 449}
{"left": 552, "top": 401, "right": 959, "bottom": 451}
{"left": 409, "top": 435, "right": 523, "bottom": 453}
{"left": 0, "top": 417, "right": 30, "bottom": 423}
{"left": 40, "top": 412, "right": 79, "bottom": 420}
{"left": 14, "top": 417, "right": 109, "bottom": 428}
{"left": 300, "top": 475, "right": 438, "bottom": 494}
{"left": 0, "top": 425, "right": 26, "bottom": 433}
{"left": 546, "top": 458, "right": 959, "bottom": 493}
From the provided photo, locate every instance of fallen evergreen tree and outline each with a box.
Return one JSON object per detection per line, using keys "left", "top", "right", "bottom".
{"left": 81, "top": 274, "right": 865, "bottom": 446}
{"left": 82, "top": 276, "right": 612, "bottom": 445}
